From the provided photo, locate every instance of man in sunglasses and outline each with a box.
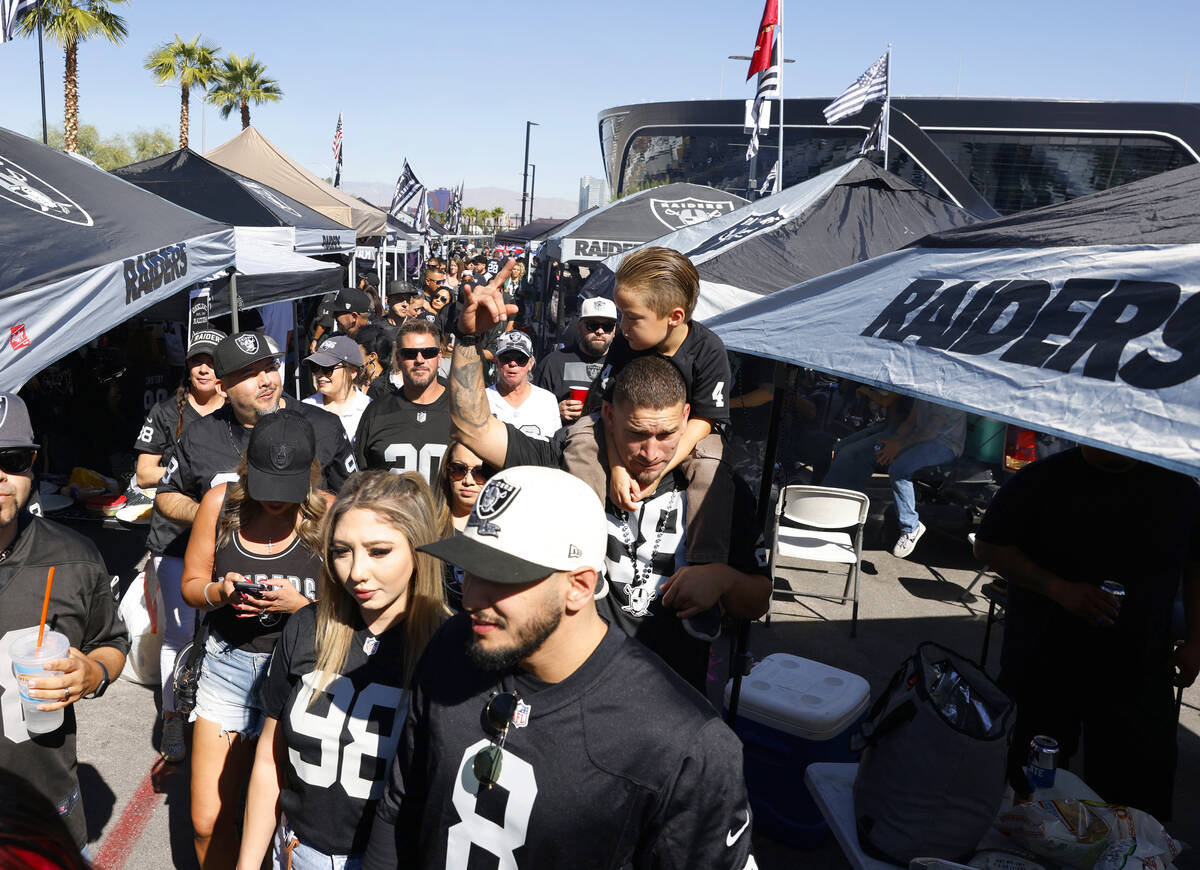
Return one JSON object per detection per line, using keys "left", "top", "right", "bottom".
{"left": 330, "top": 288, "right": 374, "bottom": 339}
{"left": 534, "top": 296, "right": 618, "bottom": 424}
{"left": 353, "top": 320, "right": 451, "bottom": 486}
{"left": 364, "top": 465, "right": 757, "bottom": 870}
{"left": 0, "top": 392, "right": 129, "bottom": 853}
{"left": 157, "top": 332, "right": 356, "bottom": 527}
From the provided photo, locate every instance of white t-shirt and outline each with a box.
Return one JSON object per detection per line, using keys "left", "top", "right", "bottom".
{"left": 303, "top": 389, "right": 372, "bottom": 442}
{"left": 486, "top": 384, "right": 561, "bottom": 441}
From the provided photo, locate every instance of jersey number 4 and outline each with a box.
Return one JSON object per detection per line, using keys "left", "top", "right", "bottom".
{"left": 288, "top": 673, "right": 408, "bottom": 800}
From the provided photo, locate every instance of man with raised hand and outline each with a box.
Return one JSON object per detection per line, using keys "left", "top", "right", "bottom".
{"left": 364, "top": 465, "right": 757, "bottom": 870}
{"left": 442, "top": 262, "right": 771, "bottom": 691}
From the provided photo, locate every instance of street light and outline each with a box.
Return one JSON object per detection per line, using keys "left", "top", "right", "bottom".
{"left": 529, "top": 163, "right": 536, "bottom": 222}
{"left": 521, "top": 121, "right": 538, "bottom": 225}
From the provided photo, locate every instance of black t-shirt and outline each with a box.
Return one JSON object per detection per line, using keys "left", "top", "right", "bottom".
{"left": 208, "top": 532, "right": 321, "bottom": 653}
{"left": 135, "top": 396, "right": 202, "bottom": 555}
{"left": 977, "top": 448, "right": 1200, "bottom": 679}
{"left": 533, "top": 343, "right": 608, "bottom": 404}
{"left": 354, "top": 389, "right": 452, "bottom": 488}
{"left": 262, "top": 606, "right": 411, "bottom": 856}
{"left": 0, "top": 515, "right": 130, "bottom": 848}
{"left": 598, "top": 322, "right": 731, "bottom": 424}
{"left": 363, "top": 618, "right": 755, "bottom": 870}
{"left": 503, "top": 422, "right": 768, "bottom": 689}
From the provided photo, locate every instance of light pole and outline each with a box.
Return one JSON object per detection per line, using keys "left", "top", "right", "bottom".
{"left": 529, "top": 164, "right": 536, "bottom": 222}
{"left": 520, "top": 120, "right": 538, "bottom": 225}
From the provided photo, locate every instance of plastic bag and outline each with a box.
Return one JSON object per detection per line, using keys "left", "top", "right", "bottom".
{"left": 117, "top": 568, "right": 162, "bottom": 686}
{"left": 994, "top": 800, "right": 1184, "bottom": 870}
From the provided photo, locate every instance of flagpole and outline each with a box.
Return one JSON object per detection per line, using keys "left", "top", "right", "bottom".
{"left": 774, "top": 0, "right": 784, "bottom": 193}
{"left": 36, "top": 0, "right": 48, "bottom": 144}
{"left": 883, "top": 43, "right": 892, "bottom": 171}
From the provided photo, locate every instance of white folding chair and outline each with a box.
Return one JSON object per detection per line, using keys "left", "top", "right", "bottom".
{"left": 767, "top": 485, "right": 870, "bottom": 637}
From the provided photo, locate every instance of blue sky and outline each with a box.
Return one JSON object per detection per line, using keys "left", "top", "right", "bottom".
{"left": 2, "top": 0, "right": 1197, "bottom": 203}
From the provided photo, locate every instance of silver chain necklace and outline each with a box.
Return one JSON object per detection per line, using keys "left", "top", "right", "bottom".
{"left": 617, "top": 489, "right": 678, "bottom": 589}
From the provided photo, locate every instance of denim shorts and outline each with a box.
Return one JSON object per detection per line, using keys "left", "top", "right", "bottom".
{"left": 274, "top": 817, "right": 362, "bottom": 870}
{"left": 190, "top": 633, "right": 272, "bottom": 737}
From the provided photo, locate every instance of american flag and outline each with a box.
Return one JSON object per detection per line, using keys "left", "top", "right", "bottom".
{"left": 332, "top": 113, "right": 343, "bottom": 187}
{"left": 1, "top": 0, "right": 37, "bottom": 43}
{"left": 823, "top": 50, "right": 889, "bottom": 125}
{"left": 746, "top": 39, "right": 780, "bottom": 161}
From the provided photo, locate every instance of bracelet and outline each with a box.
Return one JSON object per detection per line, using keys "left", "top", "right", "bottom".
{"left": 452, "top": 328, "right": 482, "bottom": 347}
{"left": 202, "top": 581, "right": 220, "bottom": 608}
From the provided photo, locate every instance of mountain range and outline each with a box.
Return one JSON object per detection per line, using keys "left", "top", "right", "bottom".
{"left": 341, "top": 182, "right": 578, "bottom": 219}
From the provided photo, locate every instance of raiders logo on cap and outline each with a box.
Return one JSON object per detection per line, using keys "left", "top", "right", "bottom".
{"left": 270, "top": 442, "right": 294, "bottom": 471}
{"left": 235, "top": 333, "right": 260, "bottom": 354}
{"left": 469, "top": 479, "right": 519, "bottom": 538}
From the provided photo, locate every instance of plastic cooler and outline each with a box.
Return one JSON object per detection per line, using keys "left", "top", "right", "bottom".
{"left": 724, "top": 653, "right": 870, "bottom": 848}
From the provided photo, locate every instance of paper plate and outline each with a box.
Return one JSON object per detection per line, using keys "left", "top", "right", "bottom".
{"left": 115, "top": 503, "right": 153, "bottom": 526}
{"left": 39, "top": 493, "right": 73, "bottom": 514}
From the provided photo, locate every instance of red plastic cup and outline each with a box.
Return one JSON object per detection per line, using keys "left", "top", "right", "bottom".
{"left": 569, "top": 387, "right": 589, "bottom": 404}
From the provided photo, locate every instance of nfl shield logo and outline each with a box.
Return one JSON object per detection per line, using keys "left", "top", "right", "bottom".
{"left": 416, "top": 411, "right": 427, "bottom": 423}
{"left": 649, "top": 196, "right": 737, "bottom": 230}
{"left": 512, "top": 700, "right": 531, "bottom": 728}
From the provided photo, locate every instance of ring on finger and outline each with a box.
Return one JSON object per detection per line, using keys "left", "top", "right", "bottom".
{"left": 62, "top": 687, "right": 70, "bottom": 702}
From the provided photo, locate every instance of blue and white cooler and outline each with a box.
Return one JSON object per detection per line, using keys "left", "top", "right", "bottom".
{"left": 724, "top": 653, "right": 870, "bottom": 847}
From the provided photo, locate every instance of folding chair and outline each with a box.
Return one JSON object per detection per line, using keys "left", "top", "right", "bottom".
{"left": 960, "top": 532, "right": 997, "bottom": 602}
{"left": 767, "top": 485, "right": 870, "bottom": 637}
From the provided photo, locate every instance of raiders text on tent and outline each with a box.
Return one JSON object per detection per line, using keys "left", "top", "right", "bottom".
{"left": 862, "top": 277, "right": 1198, "bottom": 389}
{"left": 124, "top": 243, "right": 189, "bottom": 304}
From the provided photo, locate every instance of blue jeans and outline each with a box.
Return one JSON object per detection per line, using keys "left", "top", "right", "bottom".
{"left": 889, "top": 439, "right": 956, "bottom": 533}
{"left": 821, "top": 423, "right": 893, "bottom": 491}
{"left": 191, "top": 634, "right": 272, "bottom": 737}
{"left": 276, "top": 819, "right": 362, "bottom": 869}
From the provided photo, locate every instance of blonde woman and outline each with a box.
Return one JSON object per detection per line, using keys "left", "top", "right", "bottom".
{"left": 236, "top": 471, "right": 448, "bottom": 870}
{"left": 181, "top": 411, "right": 329, "bottom": 869}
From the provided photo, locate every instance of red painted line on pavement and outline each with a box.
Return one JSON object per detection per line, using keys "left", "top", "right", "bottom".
{"left": 91, "top": 758, "right": 175, "bottom": 870}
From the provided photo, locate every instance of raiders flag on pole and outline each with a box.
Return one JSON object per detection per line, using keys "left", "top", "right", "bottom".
{"left": 388, "top": 161, "right": 423, "bottom": 225}
{"left": 1, "top": 0, "right": 36, "bottom": 43}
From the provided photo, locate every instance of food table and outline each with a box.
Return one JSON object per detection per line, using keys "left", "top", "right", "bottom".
{"left": 804, "top": 762, "right": 1102, "bottom": 870}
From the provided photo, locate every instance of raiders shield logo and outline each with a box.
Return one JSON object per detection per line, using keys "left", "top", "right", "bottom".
{"left": 0, "top": 156, "right": 93, "bottom": 226}
{"left": 649, "top": 196, "right": 736, "bottom": 231}
{"left": 269, "top": 443, "right": 294, "bottom": 470}
{"left": 235, "top": 333, "right": 260, "bottom": 354}
{"left": 239, "top": 179, "right": 302, "bottom": 218}
{"left": 468, "top": 479, "right": 520, "bottom": 537}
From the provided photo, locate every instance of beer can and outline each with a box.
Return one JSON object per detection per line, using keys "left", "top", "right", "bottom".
{"left": 1026, "top": 735, "right": 1059, "bottom": 790}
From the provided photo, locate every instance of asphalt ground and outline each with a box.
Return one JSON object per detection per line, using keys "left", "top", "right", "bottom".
{"left": 74, "top": 492, "right": 1200, "bottom": 870}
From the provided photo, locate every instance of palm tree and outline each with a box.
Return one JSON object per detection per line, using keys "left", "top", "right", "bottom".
{"left": 144, "top": 34, "right": 220, "bottom": 149}
{"left": 17, "top": 0, "right": 128, "bottom": 154}
{"left": 206, "top": 53, "right": 283, "bottom": 129}
{"left": 491, "top": 207, "right": 505, "bottom": 231}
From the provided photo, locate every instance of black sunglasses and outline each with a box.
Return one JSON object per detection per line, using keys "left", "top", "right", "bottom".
{"left": 473, "top": 691, "right": 524, "bottom": 790}
{"left": 310, "top": 362, "right": 347, "bottom": 375}
{"left": 0, "top": 448, "right": 36, "bottom": 475}
{"left": 399, "top": 347, "right": 440, "bottom": 361}
{"left": 583, "top": 319, "right": 615, "bottom": 333}
{"left": 447, "top": 460, "right": 492, "bottom": 484}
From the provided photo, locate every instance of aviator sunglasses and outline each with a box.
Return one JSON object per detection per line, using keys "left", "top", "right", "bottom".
{"left": 0, "top": 448, "right": 36, "bottom": 475}
{"left": 399, "top": 347, "right": 440, "bottom": 361}
{"left": 447, "top": 461, "right": 492, "bottom": 485}
{"left": 473, "top": 691, "right": 525, "bottom": 790}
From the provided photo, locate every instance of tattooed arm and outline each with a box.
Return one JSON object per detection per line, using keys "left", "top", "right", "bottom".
{"left": 449, "top": 261, "right": 518, "bottom": 468}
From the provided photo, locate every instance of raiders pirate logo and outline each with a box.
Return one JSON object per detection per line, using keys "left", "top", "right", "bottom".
{"left": 0, "top": 395, "right": 9, "bottom": 428}
{"left": 269, "top": 442, "right": 294, "bottom": 470}
{"left": 0, "top": 155, "right": 93, "bottom": 226}
{"left": 649, "top": 196, "right": 736, "bottom": 231}
{"left": 235, "top": 333, "right": 260, "bottom": 354}
{"left": 622, "top": 581, "right": 658, "bottom": 617}
{"left": 319, "top": 339, "right": 336, "bottom": 352}
{"left": 685, "top": 210, "right": 788, "bottom": 259}
{"left": 238, "top": 179, "right": 302, "bottom": 218}
{"left": 468, "top": 479, "right": 520, "bottom": 537}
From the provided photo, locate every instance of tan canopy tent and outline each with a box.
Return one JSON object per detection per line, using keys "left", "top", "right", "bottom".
{"left": 206, "top": 126, "right": 387, "bottom": 238}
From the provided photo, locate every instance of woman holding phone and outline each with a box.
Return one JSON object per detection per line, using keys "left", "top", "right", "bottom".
{"left": 181, "top": 410, "right": 329, "bottom": 869}
{"left": 236, "top": 471, "right": 448, "bottom": 869}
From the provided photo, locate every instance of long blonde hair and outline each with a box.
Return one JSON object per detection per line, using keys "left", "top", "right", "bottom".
{"left": 218, "top": 457, "right": 327, "bottom": 555}
{"left": 311, "top": 471, "right": 448, "bottom": 696}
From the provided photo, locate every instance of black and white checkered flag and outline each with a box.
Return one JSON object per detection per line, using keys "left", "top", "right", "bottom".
{"left": 388, "top": 161, "right": 423, "bottom": 225}
{"left": 823, "top": 50, "right": 889, "bottom": 125}
{"left": 746, "top": 39, "right": 780, "bottom": 161}
{"left": 1, "top": 0, "right": 36, "bottom": 42}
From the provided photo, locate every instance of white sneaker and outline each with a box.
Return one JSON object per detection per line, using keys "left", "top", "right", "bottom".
{"left": 161, "top": 716, "right": 187, "bottom": 763}
{"left": 892, "top": 522, "right": 926, "bottom": 559}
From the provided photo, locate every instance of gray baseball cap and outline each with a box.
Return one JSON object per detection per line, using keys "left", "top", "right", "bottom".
{"left": 0, "top": 392, "right": 39, "bottom": 449}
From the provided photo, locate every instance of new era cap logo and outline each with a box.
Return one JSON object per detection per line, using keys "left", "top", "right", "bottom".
{"left": 469, "top": 479, "right": 520, "bottom": 538}
{"left": 235, "top": 333, "right": 260, "bottom": 354}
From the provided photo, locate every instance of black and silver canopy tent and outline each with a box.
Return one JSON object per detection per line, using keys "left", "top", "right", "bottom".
{"left": 708, "top": 163, "right": 1200, "bottom": 477}
{"left": 583, "top": 159, "right": 981, "bottom": 321}
{"left": 0, "top": 128, "right": 235, "bottom": 390}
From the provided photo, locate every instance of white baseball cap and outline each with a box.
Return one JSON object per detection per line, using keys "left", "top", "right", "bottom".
{"left": 580, "top": 297, "right": 618, "bottom": 320}
{"left": 419, "top": 466, "right": 607, "bottom": 584}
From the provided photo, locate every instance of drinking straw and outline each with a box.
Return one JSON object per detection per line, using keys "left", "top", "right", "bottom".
{"left": 36, "top": 566, "right": 55, "bottom": 648}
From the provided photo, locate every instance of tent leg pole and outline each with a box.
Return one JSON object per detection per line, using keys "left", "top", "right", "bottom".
{"left": 292, "top": 299, "right": 302, "bottom": 398}
{"left": 349, "top": 251, "right": 356, "bottom": 289}
{"left": 381, "top": 238, "right": 389, "bottom": 308}
{"left": 229, "top": 271, "right": 239, "bottom": 333}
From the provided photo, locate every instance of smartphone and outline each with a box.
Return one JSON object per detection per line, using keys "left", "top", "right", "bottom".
{"left": 233, "top": 580, "right": 272, "bottom": 597}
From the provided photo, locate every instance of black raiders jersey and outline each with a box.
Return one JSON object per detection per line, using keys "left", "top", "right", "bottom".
{"left": 262, "top": 606, "right": 411, "bottom": 857}
{"left": 363, "top": 618, "right": 757, "bottom": 870}
{"left": 353, "top": 389, "right": 452, "bottom": 487}
{"left": 135, "top": 396, "right": 202, "bottom": 555}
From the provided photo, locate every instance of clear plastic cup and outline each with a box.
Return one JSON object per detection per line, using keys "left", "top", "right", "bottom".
{"left": 10, "top": 628, "right": 69, "bottom": 735}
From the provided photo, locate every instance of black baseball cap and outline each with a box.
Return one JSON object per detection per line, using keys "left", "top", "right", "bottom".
{"left": 387, "top": 280, "right": 420, "bottom": 301}
{"left": 186, "top": 328, "right": 226, "bottom": 361}
{"left": 246, "top": 410, "right": 315, "bottom": 504}
{"left": 213, "top": 331, "right": 283, "bottom": 378}
{"left": 332, "top": 287, "right": 372, "bottom": 315}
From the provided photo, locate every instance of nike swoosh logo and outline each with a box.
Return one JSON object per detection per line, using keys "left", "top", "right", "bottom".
{"left": 726, "top": 813, "right": 750, "bottom": 847}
